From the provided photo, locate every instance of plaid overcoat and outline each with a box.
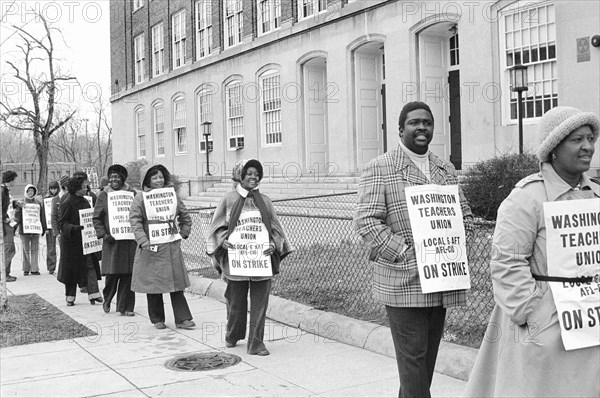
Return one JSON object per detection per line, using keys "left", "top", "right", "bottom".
{"left": 354, "top": 144, "right": 473, "bottom": 307}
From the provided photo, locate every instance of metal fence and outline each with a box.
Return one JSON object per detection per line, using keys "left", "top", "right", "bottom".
{"left": 182, "top": 192, "right": 495, "bottom": 348}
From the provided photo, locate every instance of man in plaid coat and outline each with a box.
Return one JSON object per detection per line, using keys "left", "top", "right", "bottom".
{"left": 354, "top": 101, "right": 473, "bottom": 398}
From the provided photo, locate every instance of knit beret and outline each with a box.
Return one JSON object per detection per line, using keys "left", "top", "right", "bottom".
{"left": 107, "top": 164, "right": 128, "bottom": 182}
{"left": 537, "top": 106, "right": 599, "bottom": 162}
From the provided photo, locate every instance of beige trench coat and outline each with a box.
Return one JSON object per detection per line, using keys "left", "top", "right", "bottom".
{"left": 465, "top": 163, "right": 600, "bottom": 397}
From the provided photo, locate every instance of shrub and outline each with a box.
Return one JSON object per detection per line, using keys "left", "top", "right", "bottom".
{"left": 462, "top": 153, "right": 539, "bottom": 221}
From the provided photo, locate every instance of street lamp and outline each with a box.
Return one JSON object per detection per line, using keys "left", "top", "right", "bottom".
{"left": 201, "top": 121, "right": 212, "bottom": 176}
{"left": 510, "top": 63, "right": 529, "bottom": 154}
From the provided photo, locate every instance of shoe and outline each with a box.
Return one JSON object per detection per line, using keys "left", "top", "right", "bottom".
{"left": 66, "top": 301, "right": 75, "bottom": 307}
{"left": 154, "top": 322, "right": 166, "bottom": 329}
{"left": 250, "top": 349, "right": 270, "bottom": 356}
{"left": 226, "top": 340, "right": 237, "bottom": 348}
{"left": 49, "top": 271, "right": 55, "bottom": 275}
{"left": 23, "top": 271, "right": 29, "bottom": 276}
{"left": 93, "top": 297, "right": 103, "bottom": 303}
{"left": 120, "top": 311, "right": 135, "bottom": 317}
{"left": 80, "top": 287, "right": 88, "bottom": 293}
{"left": 5, "top": 275, "right": 16, "bottom": 282}
{"left": 102, "top": 301, "right": 110, "bottom": 313}
{"left": 90, "top": 300, "right": 96, "bottom": 305}
{"left": 31, "top": 271, "right": 40, "bottom": 275}
{"left": 176, "top": 320, "right": 196, "bottom": 330}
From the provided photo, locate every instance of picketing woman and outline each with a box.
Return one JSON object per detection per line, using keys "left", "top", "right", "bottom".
{"left": 207, "top": 159, "right": 292, "bottom": 356}
{"left": 129, "top": 164, "right": 195, "bottom": 330}
{"left": 465, "top": 106, "right": 600, "bottom": 397}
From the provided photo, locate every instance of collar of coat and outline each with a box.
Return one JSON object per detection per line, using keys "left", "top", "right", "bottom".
{"left": 540, "top": 162, "right": 600, "bottom": 200}
{"left": 104, "top": 182, "right": 133, "bottom": 194}
{"left": 391, "top": 144, "right": 453, "bottom": 184}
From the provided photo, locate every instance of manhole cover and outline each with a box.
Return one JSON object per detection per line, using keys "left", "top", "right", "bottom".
{"left": 165, "top": 352, "right": 242, "bottom": 372}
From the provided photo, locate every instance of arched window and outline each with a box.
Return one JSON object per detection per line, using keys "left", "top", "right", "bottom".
{"left": 197, "top": 87, "right": 213, "bottom": 152}
{"left": 225, "top": 80, "right": 244, "bottom": 149}
{"left": 135, "top": 107, "right": 146, "bottom": 158}
{"left": 173, "top": 96, "right": 187, "bottom": 154}
{"left": 153, "top": 101, "right": 165, "bottom": 156}
{"left": 259, "top": 69, "right": 282, "bottom": 145}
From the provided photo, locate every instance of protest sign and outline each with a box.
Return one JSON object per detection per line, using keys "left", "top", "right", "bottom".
{"left": 84, "top": 195, "right": 93, "bottom": 208}
{"left": 107, "top": 191, "right": 135, "bottom": 240}
{"left": 142, "top": 187, "right": 181, "bottom": 244}
{"left": 405, "top": 184, "right": 470, "bottom": 293}
{"left": 79, "top": 208, "right": 102, "bottom": 254}
{"left": 43, "top": 198, "right": 53, "bottom": 229}
{"left": 544, "top": 198, "right": 600, "bottom": 350}
{"left": 227, "top": 210, "right": 272, "bottom": 277}
{"left": 22, "top": 203, "right": 43, "bottom": 234}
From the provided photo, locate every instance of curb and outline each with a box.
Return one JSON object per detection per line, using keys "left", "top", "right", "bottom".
{"left": 187, "top": 274, "right": 477, "bottom": 381}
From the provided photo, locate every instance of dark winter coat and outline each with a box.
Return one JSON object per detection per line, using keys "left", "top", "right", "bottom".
{"left": 93, "top": 184, "right": 137, "bottom": 275}
{"left": 57, "top": 193, "right": 101, "bottom": 285}
{"left": 130, "top": 164, "right": 192, "bottom": 294}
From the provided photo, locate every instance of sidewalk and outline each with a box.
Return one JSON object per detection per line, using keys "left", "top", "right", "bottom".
{"left": 1, "top": 246, "right": 470, "bottom": 397}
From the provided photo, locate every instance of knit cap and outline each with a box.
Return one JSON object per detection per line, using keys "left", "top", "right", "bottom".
{"left": 537, "top": 106, "right": 599, "bottom": 162}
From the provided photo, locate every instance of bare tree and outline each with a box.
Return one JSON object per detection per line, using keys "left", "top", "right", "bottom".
{"left": 0, "top": 13, "right": 76, "bottom": 196}
{"left": 50, "top": 102, "right": 112, "bottom": 178}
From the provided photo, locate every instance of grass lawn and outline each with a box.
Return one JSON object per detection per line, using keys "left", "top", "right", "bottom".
{"left": 0, "top": 294, "right": 97, "bottom": 348}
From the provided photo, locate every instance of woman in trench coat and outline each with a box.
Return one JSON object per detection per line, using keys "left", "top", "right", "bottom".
{"left": 465, "top": 106, "right": 600, "bottom": 397}
{"left": 129, "top": 164, "right": 195, "bottom": 330}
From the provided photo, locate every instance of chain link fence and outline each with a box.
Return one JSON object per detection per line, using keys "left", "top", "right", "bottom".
{"left": 182, "top": 192, "right": 495, "bottom": 348}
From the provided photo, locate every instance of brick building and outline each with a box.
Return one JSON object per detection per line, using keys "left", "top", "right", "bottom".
{"left": 109, "top": 0, "right": 600, "bottom": 191}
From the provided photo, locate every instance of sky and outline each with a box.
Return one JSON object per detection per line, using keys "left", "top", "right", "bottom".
{"left": 0, "top": 0, "right": 111, "bottom": 121}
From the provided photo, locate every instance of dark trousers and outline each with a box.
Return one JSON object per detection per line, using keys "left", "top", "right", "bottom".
{"left": 225, "top": 279, "right": 271, "bottom": 354}
{"left": 385, "top": 306, "right": 446, "bottom": 398}
{"left": 103, "top": 274, "right": 135, "bottom": 313}
{"left": 84, "top": 256, "right": 100, "bottom": 297}
{"left": 46, "top": 233, "right": 57, "bottom": 272}
{"left": 3, "top": 223, "right": 15, "bottom": 275}
{"left": 65, "top": 284, "right": 77, "bottom": 303}
{"left": 146, "top": 291, "right": 192, "bottom": 324}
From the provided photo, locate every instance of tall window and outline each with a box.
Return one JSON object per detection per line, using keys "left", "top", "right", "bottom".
{"left": 195, "top": 0, "right": 212, "bottom": 59}
{"left": 151, "top": 23, "right": 165, "bottom": 77}
{"left": 260, "top": 70, "right": 282, "bottom": 145}
{"left": 133, "top": 0, "right": 144, "bottom": 12}
{"left": 226, "top": 81, "right": 244, "bottom": 149}
{"left": 197, "top": 88, "right": 213, "bottom": 152}
{"left": 501, "top": 2, "right": 557, "bottom": 121}
{"left": 173, "top": 96, "right": 187, "bottom": 153}
{"left": 224, "top": 0, "right": 243, "bottom": 48}
{"left": 135, "top": 108, "right": 146, "bottom": 158}
{"left": 298, "top": 0, "right": 326, "bottom": 20}
{"left": 257, "top": 0, "right": 281, "bottom": 35}
{"left": 153, "top": 102, "right": 165, "bottom": 156}
{"left": 134, "top": 34, "right": 145, "bottom": 84}
{"left": 449, "top": 32, "right": 459, "bottom": 66}
{"left": 172, "top": 10, "right": 186, "bottom": 69}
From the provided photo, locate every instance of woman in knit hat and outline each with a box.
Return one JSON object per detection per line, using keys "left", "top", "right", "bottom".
{"left": 207, "top": 159, "right": 292, "bottom": 356}
{"left": 93, "top": 164, "right": 137, "bottom": 316}
{"left": 465, "top": 106, "right": 599, "bottom": 397}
